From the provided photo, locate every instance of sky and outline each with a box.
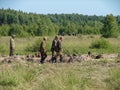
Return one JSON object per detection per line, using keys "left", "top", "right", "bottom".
{"left": 0, "top": 0, "right": 120, "bottom": 15}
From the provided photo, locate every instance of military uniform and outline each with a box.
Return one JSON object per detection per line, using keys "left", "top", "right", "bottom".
{"left": 10, "top": 35, "right": 15, "bottom": 56}
{"left": 56, "top": 38, "right": 63, "bottom": 62}
{"left": 51, "top": 36, "right": 58, "bottom": 63}
{"left": 40, "top": 37, "right": 47, "bottom": 64}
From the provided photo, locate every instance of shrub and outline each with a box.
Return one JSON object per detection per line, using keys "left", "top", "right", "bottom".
{"left": 25, "top": 38, "right": 41, "bottom": 52}
{"left": 90, "top": 38, "right": 110, "bottom": 49}
{"left": 25, "top": 38, "right": 51, "bottom": 53}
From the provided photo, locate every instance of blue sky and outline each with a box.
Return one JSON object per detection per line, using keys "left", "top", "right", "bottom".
{"left": 0, "top": 0, "right": 120, "bottom": 15}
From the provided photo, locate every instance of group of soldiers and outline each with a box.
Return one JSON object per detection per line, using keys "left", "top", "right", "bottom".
{"left": 39, "top": 35, "right": 63, "bottom": 64}
{"left": 10, "top": 35, "right": 63, "bottom": 64}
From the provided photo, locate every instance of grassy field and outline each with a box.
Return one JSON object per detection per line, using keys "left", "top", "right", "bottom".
{"left": 0, "top": 59, "right": 120, "bottom": 90}
{"left": 0, "top": 35, "right": 120, "bottom": 55}
{"left": 0, "top": 35, "right": 120, "bottom": 90}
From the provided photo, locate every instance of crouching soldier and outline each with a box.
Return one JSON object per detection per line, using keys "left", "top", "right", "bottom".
{"left": 56, "top": 36, "right": 63, "bottom": 62}
{"left": 40, "top": 37, "right": 47, "bottom": 64}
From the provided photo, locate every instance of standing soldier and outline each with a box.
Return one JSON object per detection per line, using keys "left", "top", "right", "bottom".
{"left": 51, "top": 35, "right": 58, "bottom": 63}
{"left": 56, "top": 36, "right": 63, "bottom": 62}
{"left": 10, "top": 34, "right": 15, "bottom": 56}
{"left": 40, "top": 37, "right": 47, "bottom": 64}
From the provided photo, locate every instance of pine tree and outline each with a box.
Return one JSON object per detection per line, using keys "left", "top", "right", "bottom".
{"left": 102, "top": 14, "right": 119, "bottom": 38}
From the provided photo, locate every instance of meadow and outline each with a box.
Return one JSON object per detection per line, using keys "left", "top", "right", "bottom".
{"left": 0, "top": 35, "right": 120, "bottom": 90}
{"left": 0, "top": 35, "right": 120, "bottom": 55}
{"left": 0, "top": 58, "right": 120, "bottom": 90}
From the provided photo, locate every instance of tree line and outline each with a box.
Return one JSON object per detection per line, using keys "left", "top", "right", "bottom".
{"left": 0, "top": 8, "right": 120, "bottom": 37}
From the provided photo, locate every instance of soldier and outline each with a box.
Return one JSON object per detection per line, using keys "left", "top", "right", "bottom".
{"left": 10, "top": 34, "right": 15, "bottom": 56}
{"left": 56, "top": 36, "right": 63, "bottom": 62}
{"left": 40, "top": 37, "right": 47, "bottom": 64}
{"left": 51, "top": 35, "right": 58, "bottom": 63}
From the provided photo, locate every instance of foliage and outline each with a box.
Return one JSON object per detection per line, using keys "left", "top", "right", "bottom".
{"left": 90, "top": 38, "right": 110, "bottom": 49}
{"left": 1, "top": 9, "right": 120, "bottom": 37}
{"left": 101, "top": 14, "right": 119, "bottom": 38}
{"left": 0, "top": 8, "right": 109, "bottom": 37}
{"left": 0, "top": 9, "right": 120, "bottom": 37}
{"left": 25, "top": 38, "right": 42, "bottom": 52}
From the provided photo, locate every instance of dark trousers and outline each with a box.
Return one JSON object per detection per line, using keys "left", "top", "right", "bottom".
{"left": 10, "top": 48, "right": 14, "bottom": 56}
{"left": 40, "top": 52, "right": 47, "bottom": 64}
{"left": 56, "top": 51, "right": 63, "bottom": 62}
{"left": 51, "top": 51, "right": 57, "bottom": 63}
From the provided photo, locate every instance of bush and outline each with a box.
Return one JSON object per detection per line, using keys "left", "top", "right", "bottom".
{"left": 90, "top": 38, "right": 110, "bottom": 49}
{"left": 25, "top": 38, "right": 41, "bottom": 52}
{"left": 25, "top": 38, "right": 51, "bottom": 53}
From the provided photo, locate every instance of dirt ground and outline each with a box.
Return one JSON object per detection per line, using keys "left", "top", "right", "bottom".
{"left": 0, "top": 53, "right": 119, "bottom": 64}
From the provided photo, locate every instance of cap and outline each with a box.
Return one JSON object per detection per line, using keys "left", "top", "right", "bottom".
{"left": 12, "top": 34, "right": 15, "bottom": 38}
{"left": 55, "top": 35, "right": 58, "bottom": 39}
{"left": 43, "top": 37, "right": 47, "bottom": 40}
{"left": 60, "top": 36, "right": 63, "bottom": 40}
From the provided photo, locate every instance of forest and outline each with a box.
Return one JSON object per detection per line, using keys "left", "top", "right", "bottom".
{"left": 0, "top": 8, "right": 120, "bottom": 37}
{"left": 0, "top": 9, "right": 120, "bottom": 90}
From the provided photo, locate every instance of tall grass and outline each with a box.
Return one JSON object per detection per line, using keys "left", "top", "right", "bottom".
{"left": 105, "top": 68, "right": 120, "bottom": 90}
{"left": 0, "top": 35, "right": 120, "bottom": 55}
{"left": 0, "top": 63, "right": 42, "bottom": 90}
{"left": 0, "top": 59, "right": 119, "bottom": 90}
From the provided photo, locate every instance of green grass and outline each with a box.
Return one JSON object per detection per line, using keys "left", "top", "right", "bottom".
{"left": 0, "top": 59, "right": 120, "bottom": 90}
{"left": 105, "top": 68, "right": 120, "bottom": 90}
{"left": 0, "top": 35, "right": 120, "bottom": 90}
{"left": 0, "top": 35, "right": 120, "bottom": 55}
{"left": 0, "top": 62, "right": 43, "bottom": 90}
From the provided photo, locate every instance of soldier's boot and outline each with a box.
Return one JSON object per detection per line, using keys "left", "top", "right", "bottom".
{"left": 60, "top": 58, "right": 63, "bottom": 62}
{"left": 41, "top": 54, "right": 47, "bottom": 64}
{"left": 40, "top": 58, "right": 44, "bottom": 64}
{"left": 60, "top": 59, "right": 62, "bottom": 62}
{"left": 51, "top": 57, "right": 54, "bottom": 63}
{"left": 60, "top": 55, "right": 63, "bottom": 62}
{"left": 53, "top": 57, "right": 57, "bottom": 63}
{"left": 51, "top": 57, "right": 57, "bottom": 63}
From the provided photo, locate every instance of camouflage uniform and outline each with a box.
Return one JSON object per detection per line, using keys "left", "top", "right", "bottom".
{"left": 56, "top": 37, "right": 63, "bottom": 62}
{"left": 10, "top": 35, "right": 15, "bottom": 56}
{"left": 40, "top": 37, "right": 47, "bottom": 64}
{"left": 51, "top": 36, "right": 58, "bottom": 63}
